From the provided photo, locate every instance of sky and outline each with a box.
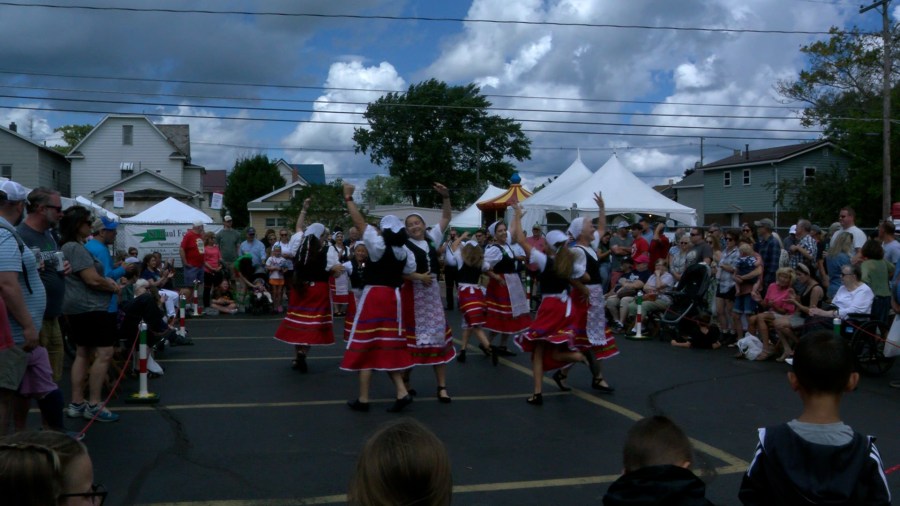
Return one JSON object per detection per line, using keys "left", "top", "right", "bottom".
{"left": 0, "top": 0, "right": 892, "bottom": 195}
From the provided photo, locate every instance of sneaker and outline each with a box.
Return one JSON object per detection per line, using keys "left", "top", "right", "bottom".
{"left": 612, "top": 321, "right": 625, "bottom": 331}
{"left": 204, "top": 308, "right": 219, "bottom": 316}
{"left": 171, "top": 335, "right": 194, "bottom": 346}
{"left": 66, "top": 402, "right": 86, "bottom": 418}
{"left": 84, "top": 404, "right": 119, "bottom": 423}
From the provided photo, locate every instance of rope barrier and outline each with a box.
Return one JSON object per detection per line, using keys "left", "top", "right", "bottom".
{"left": 78, "top": 327, "right": 140, "bottom": 436}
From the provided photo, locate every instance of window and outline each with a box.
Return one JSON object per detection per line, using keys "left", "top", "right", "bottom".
{"left": 120, "top": 162, "right": 134, "bottom": 179}
{"left": 742, "top": 169, "right": 751, "bottom": 186}
{"left": 122, "top": 125, "right": 133, "bottom": 145}
{"left": 0, "top": 165, "right": 10, "bottom": 178}
{"left": 723, "top": 171, "right": 731, "bottom": 187}
{"left": 804, "top": 167, "right": 816, "bottom": 185}
{"left": 266, "top": 218, "right": 287, "bottom": 227}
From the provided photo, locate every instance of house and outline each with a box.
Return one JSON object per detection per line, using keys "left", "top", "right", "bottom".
{"left": 670, "top": 171, "right": 705, "bottom": 224}
{"left": 247, "top": 180, "right": 308, "bottom": 233}
{"left": 0, "top": 122, "right": 71, "bottom": 195}
{"left": 698, "top": 140, "right": 851, "bottom": 229}
{"left": 273, "top": 159, "right": 326, "bottom": 186}
{"left": 66, "top": 114, "right": 205, "bottom": 216}
{"left": 200, "top": 169, "right": 227, "bottom": 219}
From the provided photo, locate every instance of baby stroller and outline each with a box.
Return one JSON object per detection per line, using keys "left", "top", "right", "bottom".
{"left": 658, "top": 263, "right": 711, "bottom": 341}
{"left": 246, "top": 276, "right": 274, "bottom": 316}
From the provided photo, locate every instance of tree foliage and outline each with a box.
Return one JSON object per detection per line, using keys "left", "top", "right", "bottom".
{"left": 353, "top": 79, "right": 532, "bottom": 208}
{"left": 278, "top": 180, "right": 358, "bottom": 233}
{"left": 362, "top": 175, "right": 407, "bottom": 206}
{"left": 223, "top": 154, "right": 286, "bottom": 228}
{"left": 52, "top": 124, "right": 94, "bottom": 154}
{"left": 774, "top": 25, "right": 900, "bottom": 222}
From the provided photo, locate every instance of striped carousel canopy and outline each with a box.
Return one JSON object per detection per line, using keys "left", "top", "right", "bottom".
{"left": 476, "top": 173, "right": 533, "bottom": 212}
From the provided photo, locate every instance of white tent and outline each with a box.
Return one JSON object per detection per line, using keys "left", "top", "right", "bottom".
{"left": 519, "top": 154, "right": 593, "bottom": 230}
{"left": 59, "top": 196, "right": 120, "bottom": 220}
{"left": 448, "top": 184, "right": 505, "bottom": 231}
{"left": 122, "top": 197, "right": 214, "bottom": 224}
{"left": 524, "top": 154, "right": 697, "bottom": 226}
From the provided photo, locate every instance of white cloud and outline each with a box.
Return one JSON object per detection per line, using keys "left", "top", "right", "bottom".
{"left": 156, "top": 105, "right": 258, "bottom": 171}
{"left": 0, "top": 107, "right": 56, "bottom": 145}
{"left": 282, "top": 60, "right": 407, "bottom": 183}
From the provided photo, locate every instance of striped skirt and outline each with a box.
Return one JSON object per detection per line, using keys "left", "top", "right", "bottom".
{"left": 340, "top": 285, "right": 414, "bottom": 372}
{"left": 273, "top": 281, "right": 334, "bottom": 346}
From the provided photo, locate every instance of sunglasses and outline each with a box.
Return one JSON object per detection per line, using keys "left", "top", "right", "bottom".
{"left": 59, "top": 484, "right": 107, "bottom": 505}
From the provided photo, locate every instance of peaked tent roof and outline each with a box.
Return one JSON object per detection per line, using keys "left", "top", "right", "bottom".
{"left": 526, "top": 154, "right": 697, "bottom": 226}
{"left": 448, "top": 184, "right": 505, "bottom": 231}
{"left": 518, "top": 154, "right": 593, "bottom": 210}
{"left": 476, "top": 183, "right": 532, "bottom": 211}
{"left": 122, "top": 197, "right": 214, "bottom": 224}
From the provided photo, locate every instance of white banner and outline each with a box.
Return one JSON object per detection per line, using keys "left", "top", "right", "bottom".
{"left": 113, "top": 190, "right": 125, "bottom": 208}
{"left": 211, "top": 192, "right": 223, "bottom": 210}
{"left": 115, "top": 223, "right": 223, "bottom": 268}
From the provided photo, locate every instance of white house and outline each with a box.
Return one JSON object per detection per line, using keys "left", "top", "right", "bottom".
{"left": 66, "top": 114, "right": 205, "bottom": 216}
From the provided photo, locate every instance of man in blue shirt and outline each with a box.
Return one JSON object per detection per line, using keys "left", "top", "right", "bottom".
{"left": 754, "top": 218, "right": 781, "bottom": 298}
{"left": 85, "top": 216, "right": 125, "bottom": 313}
{"left": 239, "top": 227, "right": 267, "bottom": 278}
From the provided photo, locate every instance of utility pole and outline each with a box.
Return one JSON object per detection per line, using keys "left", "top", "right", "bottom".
{"left": 860, "top": 0, "right": 892, "bottom": 219}
{"left": 699, "top": 137, "right": 705, "bottom": 166}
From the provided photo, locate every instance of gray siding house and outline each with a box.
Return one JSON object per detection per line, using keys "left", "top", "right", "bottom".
{"left": 66, "top": 115, "right": 205, "bottom": 217}
{"left": 671, "top": 171, "right": 704, "bottom": 224}
{"left": 0, "top": 122, "right": 71, "bottom": 195}
{"left": 699, "top": 140, "right": 850, "bottom": 229}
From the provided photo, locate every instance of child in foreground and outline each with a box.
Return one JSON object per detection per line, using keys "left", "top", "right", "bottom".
{"left": 603, "top": 415, "right": 714, "bottom": 505}
{"left": 738, "top": 330, "right": 890, "bottom": 505}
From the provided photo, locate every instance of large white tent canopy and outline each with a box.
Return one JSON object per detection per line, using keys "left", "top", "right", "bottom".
{"left": 518, "top": 154, "right": 593, "bottom": 230}
{"left": 448, "top": 184, "right": 505, "bottom": 231}
{"left": 122, "top": 197, "right": 215, "bottom": 224}
{"left": 521, "top": 154, "right": 697, "bottom": 227}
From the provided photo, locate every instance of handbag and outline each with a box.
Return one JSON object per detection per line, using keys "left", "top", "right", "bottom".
{"left": 884, "top": 315, "right": 900, "bottom": 358}
{"left": 737, "top": 334, "right": 764, "bottom": 360}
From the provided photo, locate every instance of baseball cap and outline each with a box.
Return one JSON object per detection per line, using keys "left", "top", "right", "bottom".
{"left": 616, "top": 220, "right": 628, "bottom": 229}
{"left": 634, "top": 253, "right": 650, "bottom": 264}
{"left": 223, "top": 215, "right": 233, "bottom": 221}
{"left": 789, "top": 224, "right": 797, "bottom": 234}
{"left": 193, "top": 220, "right": 204, "bottom": 227}
{"left": 246, "top": 227, "right": 256, "bottom": 235}
{"left": 811, "top": 224, "right": 822, "bottom": 234}
{"left": 0, "top": 181, "right": 28, "bottom": 202}
{"left": 92, "top": 216, "right": 119, "bottom": 232}
{"left": 124, "top": 256, "right": 141, "bottom": 265}
{"left": 754, "top": 218, "right": 774, "bottom": 229}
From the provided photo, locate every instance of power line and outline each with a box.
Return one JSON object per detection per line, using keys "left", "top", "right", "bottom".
{"left": 0, "top": 83, "right": 817, "bottom": 121}
{"left": 0, "top": 93, "right": 825, "bottom": 133}
{"left": 0, "top": 103, "right": 822, "bottom": 142}
{"left": 0, "top": 69, "right": 803, "bottom": 110}
{"left": 0, "top": 2, "right": 847, "bottom": 35}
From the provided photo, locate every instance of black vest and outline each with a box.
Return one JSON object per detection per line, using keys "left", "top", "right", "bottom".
{"left": 539, "top": 258, "right": 571, "bottom": 295}
{"left": 363, "top": 245, "right": 405, "bottom": 288}
{"left": 406, "top": 238, "right": 439, "bottom": 275}
{"left": 489, "top": 244, "right": 516, "bottom": 274}
{"left": 457, "top": 261, "right": 483, "bottom": 285}
{"left": 578, "top": 245, "right": 602, "bottom": 285}
{"left": 297, "top": 247, "right": 330, "bottom": 282}
{"left": 349, "top": 258, "right": 366, "bottom": 289}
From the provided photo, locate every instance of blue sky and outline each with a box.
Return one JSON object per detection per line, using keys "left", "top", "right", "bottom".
{"left": 0, "top": 0, "right": 891, "bottom": 193}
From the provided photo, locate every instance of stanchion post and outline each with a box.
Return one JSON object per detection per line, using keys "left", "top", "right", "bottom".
{"left": 126, "top": 322, "right": 160, "bottom": 404}
{"left": 628, "top": 290, "right": 651, "bottom": 340}
{"left": 833, "top": 316, "right": 842, "bottom": 337}
{"left": 178, "top": 294, "right": 187, "bottom": 337}
{"left": 192, "top": 280, "right": 201, "bottom": 316}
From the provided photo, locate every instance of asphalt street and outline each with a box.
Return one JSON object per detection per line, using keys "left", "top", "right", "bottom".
{"left": 48, "top": 308, "right": 900, "bottom": 506}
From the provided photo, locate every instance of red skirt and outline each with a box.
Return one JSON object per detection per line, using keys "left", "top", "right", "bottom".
{"left": 570, "top": 292, "right": 619, "bottom": 360}
{"left": 484, "top": 278, "right": 531, "bottom": 334}
{"left": 342, "top": 289, "right": 359, "bottom": 342}
{"left": 400, "top": 278, "right": 455, "bottom": 365}
{"left": 515, "top": 297, "right": 577, "bottom": 372}
{"left": 329, "top": 276, "right": 350, "bottom": 305}
{"left": 273, "top": 281, "right": 334, "bottom": 346}
{"left": 340, "top": 286, "right": 413, "bottom": 372}
{"left": 458, "top": 285, "right": 487, "bottom": 328}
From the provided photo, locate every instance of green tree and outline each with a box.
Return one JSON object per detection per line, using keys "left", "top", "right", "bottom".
{"left": 278, "top": 180, "right": 357, "bottom": 232}
{"left": 52, "top": 124, "right": 94, "bottom": 154}
{"left": 362, "top": 175, "right": 407, "bottom": 205}
{"left": 223, "top": 154, "right": 285, "bottom": 228}
{"left": 774, "top": 25, "right": 900, "bottom": 223}
{"left": 353, "top": 79, "right": 531, "bottom": 208}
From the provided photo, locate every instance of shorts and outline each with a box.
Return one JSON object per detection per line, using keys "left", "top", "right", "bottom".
{"left": 19, "top": 347, "right": 57, "bottom": 396}
{"left": 733, "top": 294, "right": 757, "bottom": 314}
{"left": 65, "top": 311, "right": 118, "bottom": 348}
{"left": 716, "top": 286, "right": 736, "bottom": 301}
{"left": 269, "top": 278, "right": 284, "bottom": 286}
{"left": 183, "top": 265, "right": 204, "bottom": 286}
{"left": 0, "top": 346, "right": 27, "bottom": 391}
